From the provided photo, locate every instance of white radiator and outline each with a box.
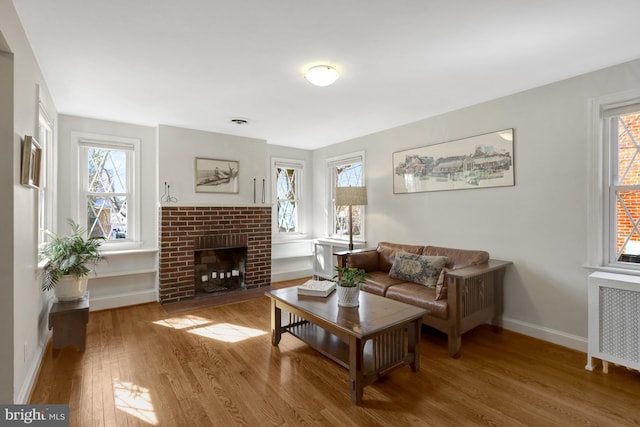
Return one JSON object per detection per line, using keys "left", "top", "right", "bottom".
{"left": 586, "top": 272, "right": 640, "bottom": 372}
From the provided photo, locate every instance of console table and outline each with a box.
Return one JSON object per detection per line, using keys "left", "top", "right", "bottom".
{"left": 48, "top": 292, "right": 90, "bottom": 356}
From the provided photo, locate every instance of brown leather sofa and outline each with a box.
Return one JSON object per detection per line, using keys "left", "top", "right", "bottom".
{"left": 336, "top": 242, "right": 510, "bottom": 357}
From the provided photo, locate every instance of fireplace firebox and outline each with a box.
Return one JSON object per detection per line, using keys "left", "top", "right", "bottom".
{"left": 194, "top": 234, "right": 247, "bottom": 295}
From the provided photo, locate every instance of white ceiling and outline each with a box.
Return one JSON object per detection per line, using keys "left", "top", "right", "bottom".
{"left": 13, "top": 0, "right": 640, "bottom": 149}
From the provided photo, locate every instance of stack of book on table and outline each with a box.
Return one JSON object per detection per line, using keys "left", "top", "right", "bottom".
{"left": 297, "top": 279, "right": 336, "bottom": 297}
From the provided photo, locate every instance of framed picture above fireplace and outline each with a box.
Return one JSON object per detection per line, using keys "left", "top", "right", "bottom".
{"left": 195, "top": 157, "right": 239, "bottom": 193}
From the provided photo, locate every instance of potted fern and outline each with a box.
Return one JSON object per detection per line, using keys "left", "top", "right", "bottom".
{"left": 333, "top": 266, "right": 368, "bottom": 307}
{"left": 40, "top": 219, "right": 105, "bottom": 301}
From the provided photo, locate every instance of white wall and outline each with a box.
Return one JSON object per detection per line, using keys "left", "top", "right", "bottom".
{"left": 0, "top": 29, "right": 15, "bottom": 406}
{"left": 0, "top": 0, "right": 58, "bottom": 403}
{"left": 158, "top": 125, "right": 269, "bottom": 206}
{"left": 57, "top": 115, "right": 158, "bottom": 310}
{"left": 312, "top": 58, "right": 640, "bottom": 351}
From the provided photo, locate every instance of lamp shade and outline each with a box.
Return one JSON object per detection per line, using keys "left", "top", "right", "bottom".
{"left": 335, "top": 186, "right": 368, "bottom": 206}
{"left": 305, "top": 65, "right": 339, "bottom": 87}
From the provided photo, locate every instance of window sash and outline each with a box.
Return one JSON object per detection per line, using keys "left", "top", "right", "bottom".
{"left": 327, "top": 152, "right": 365, "bottom": 239}
{"left": 607, "top": 107, "right": 640, "bottom": 265}
{"left": 273, "top": 159, "right": 304, "bottom": 235}
{"left": 37, "top": 103, "right": 53, "bottom": 246}
{"left": 275, "top": 166, "right": 300, "bottom": 233}
{"left": 81, "top": 144, "right": 133, "bottom": 241}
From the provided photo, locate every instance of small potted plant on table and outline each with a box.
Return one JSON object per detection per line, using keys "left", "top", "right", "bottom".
{"left": 333, "top": 266, "right": 368, "bottom": 307}
{"left": 40, "top": 219, "right": 105, "bottom": 301}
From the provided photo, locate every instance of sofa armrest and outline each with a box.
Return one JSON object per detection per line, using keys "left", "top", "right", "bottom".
{"left": 446, "top": 259, "right": 512, "bottom": 331}
{"left": 335, "top": 248, "right": 381, "bottom": 272}
{"left": 445, "top": 259, "right": 512, "bottom": 280}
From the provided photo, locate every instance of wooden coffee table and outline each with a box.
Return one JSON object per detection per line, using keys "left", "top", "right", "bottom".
{"left": 266, "top": 287, "right": 428, "bottom": 404}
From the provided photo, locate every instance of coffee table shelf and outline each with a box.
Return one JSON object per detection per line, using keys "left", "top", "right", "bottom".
{"left": 286, "top": 321, "right": 380, "bottom": 372}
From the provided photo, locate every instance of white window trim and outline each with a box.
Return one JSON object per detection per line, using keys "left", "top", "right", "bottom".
{"left": 272, "top": 157, "right": 305, "bottom": 238}
{"left": 326, "top": 150, "right": 366, "bottom": 241}
{"left": 587, "top": 89, "right": 640, "bottom": 274}
{"left": 71, "top": 131, "right": 142, "bottom": 251}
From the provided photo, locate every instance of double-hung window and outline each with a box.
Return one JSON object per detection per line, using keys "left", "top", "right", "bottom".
{"left": 274, "top": 159, "right": 303, "bottom": 234}
{"left": 604, "top": 103, "right": 640, "bottom": 265}
{"left": 75, "top": 133, "right": 140, "bottom": 246}
{"left": 327, "top": 152, "right": 365, "bottom": 239}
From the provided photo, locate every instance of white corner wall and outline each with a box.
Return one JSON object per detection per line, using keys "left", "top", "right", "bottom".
{"left": 1, "top": 0, "right": 59, "bottom": 404}
{"left": 0, "top": 31, "right": 15, "bottom": 405}
{"left": 312, "top": 58, "right": 640, "bottom": 351}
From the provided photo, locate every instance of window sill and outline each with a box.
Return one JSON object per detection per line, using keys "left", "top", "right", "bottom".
{"left": 584, "top": 264, "right": 640, "bottom": 277}
{"left": 315, "top": 237, "right": 367, "bottom": 246}
{"left": 99, "top": 240, "right": 145, "bottom": 253}
{"left": 101, "top": 247, "right": 158, "bottom": 256}
{"left": 272, "top": 235, "right": 312, "bottom": 243}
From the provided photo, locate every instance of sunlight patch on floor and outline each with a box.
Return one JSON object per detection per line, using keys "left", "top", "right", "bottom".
{"left": 188, "top": 322, "right": 267, "bottom": 343}
{"left": 153, "top": 314, "right": 212, "bottom": 329}
{"left": 113, "top": 379, "right": 158, "bottom": 425}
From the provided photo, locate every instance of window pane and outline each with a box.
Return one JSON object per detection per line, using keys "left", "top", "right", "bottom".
{"left": 87, "top": 195, "right": 127, "bottom": 239}
{"left": 615, "top": 111, "right": 640, "bottom": 263}
{"left": 38, "top": 114, "right": 52, "bottom": 245}
{"left": 88, "top": 148, "right": 127, "bottom": 193}
{"left": 616, "top": 113, "right": 640, "bottom": 186}
{"left": 276, "top": 167, "right": 298, "bottom": 232}
{"left": 336, "top": 163, "right": 362, "bottom": 187}
{"left": 334, "top": 162, "right": 363, "bottom": 236}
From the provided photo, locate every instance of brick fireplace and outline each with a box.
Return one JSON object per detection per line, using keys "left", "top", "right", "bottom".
{"left": 159, "top": 205, "right": 271, "bottom": 304}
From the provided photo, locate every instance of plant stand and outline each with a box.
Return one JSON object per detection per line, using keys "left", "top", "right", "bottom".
{"left": 48, "top": 291, "right": 89, "bottom": 357}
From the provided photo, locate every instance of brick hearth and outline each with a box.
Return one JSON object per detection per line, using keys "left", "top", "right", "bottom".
{"left": 159, "top": 206, "right": 271, "bottom": 303}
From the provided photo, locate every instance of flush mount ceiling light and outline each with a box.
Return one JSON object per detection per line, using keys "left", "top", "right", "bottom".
{"left": 304, "top": 65, "right": 339, "bottom": 87}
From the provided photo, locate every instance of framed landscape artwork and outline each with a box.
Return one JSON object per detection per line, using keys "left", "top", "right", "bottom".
{"left": 195, "top": 157, "right": 239, "bottom": 193}
{"left": 393, "top": 129, "right": 514, "bottom": 194}
{"left": 20, "top": 135, "right": 42, "bottom": 189}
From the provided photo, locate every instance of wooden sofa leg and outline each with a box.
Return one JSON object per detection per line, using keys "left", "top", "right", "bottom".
{"left": 448, "top": 333, "right": 461, "bottom": 358}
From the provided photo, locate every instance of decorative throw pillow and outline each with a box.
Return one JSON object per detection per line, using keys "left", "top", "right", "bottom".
{"left": 388, "top": 250, "right": 449, "bottom": 288}
{"left": 435, "top": 268, "right": 449, "bottom": 300}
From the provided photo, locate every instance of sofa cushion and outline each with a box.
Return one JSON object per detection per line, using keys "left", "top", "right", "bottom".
{"left": 377, "top": 242, "right": 424, "bottom": 272}
{"left": 423, "top": 245, "right": 489, "bottom": 269}
{"left": 346, "top": 250, "right": 379, "bottom": 272}
{"left": 360, "top": 271, "right": 405, "bottom": 296}
{"left": 385, "top": 283, "right": 448, "bottom": 320}
{"left": 388, "top": 250, "right": 448, "bottom": 287}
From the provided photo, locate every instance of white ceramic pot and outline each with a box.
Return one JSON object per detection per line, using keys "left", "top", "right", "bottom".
{"left": 54, "top": 275, "right": 89, "bottom": 301}
{"left": 337, "top": 285, "right": 359, "bottom": 307}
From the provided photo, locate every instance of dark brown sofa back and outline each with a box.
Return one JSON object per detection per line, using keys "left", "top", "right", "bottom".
{"left": 423, "top": 245, "right": 489, "bottom": 269}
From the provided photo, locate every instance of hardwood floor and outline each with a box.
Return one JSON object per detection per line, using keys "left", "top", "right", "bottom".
{"left": 31, "top": 278, "right": 640, "bottom": 426}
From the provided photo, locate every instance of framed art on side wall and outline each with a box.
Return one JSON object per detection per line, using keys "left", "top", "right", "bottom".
{"left": 195, "top": 157, "right": 239, "bottom": 193}
{"left": 20, "top": 135, "right": 42, "bottom": 189}
{"left": 393, "top": 129, "right": 514, "bottom": 194}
